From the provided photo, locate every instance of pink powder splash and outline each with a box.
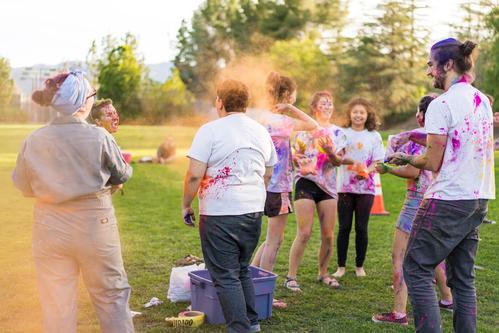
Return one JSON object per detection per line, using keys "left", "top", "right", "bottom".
{"left": 199, "top": 166, "right": 232, "bottom": 198}
{"left": 315, "top": 152, "right": 328, "bottom": 170}
{"left": 473, "top": 93, "right": 482, "bottom": 108}
{"left": 450, "top": 130, "right": 461, "bottom": 162}
{"left": 457, "top": 74, "right": 472, "bottom": 84}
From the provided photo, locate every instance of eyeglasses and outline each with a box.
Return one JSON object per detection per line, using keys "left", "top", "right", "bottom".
{"left": 87, "top": 89, "right": 97, "bottom": 100}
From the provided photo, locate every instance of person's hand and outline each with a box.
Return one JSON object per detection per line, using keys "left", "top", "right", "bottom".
{"left": 317, "top": 136, "right": 335, "bottom": 156}
{"left": 387, "top": 152, "right": 412, "bottom": 166}
{"left": 182, "top": 207, "right": 196, "bottom": 227}
{"left": 349, "top": 162, "right": 369, "bottom": 179}
{"left": 273, "top": 103, "right": 290, "bottom": 115}
{"left": 375, "top": 163, "right": 388, "bottom": 174}
{"left": 111, "top": 184, "right": 123, "bottom": 194}
{"left": 296, "top": 155, "right": 317, "bottom": 176}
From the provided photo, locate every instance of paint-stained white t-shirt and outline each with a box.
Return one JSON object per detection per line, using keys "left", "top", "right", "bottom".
{"left": 293, "top": 125, "right": 347, "bottom": 197}
{"left": 188, "top": 113, "right": 278, "bottom": 215}
{"left": 424, "top": 82, "right": 495, "bottom": 200}
{"left": 337, "top": 128, "right": 385, "bottom": 194}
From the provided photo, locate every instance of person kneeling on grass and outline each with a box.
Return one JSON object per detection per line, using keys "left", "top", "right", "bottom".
{"left": 182, "top": 79, "right": 277, "bottom": 333}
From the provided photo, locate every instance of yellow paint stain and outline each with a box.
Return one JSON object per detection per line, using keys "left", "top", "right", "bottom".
{"left": 296, "top": 137, "right": 307, "bottom": 153}
{"left": 357, "top": 142, "right": 363, "bottom": 150}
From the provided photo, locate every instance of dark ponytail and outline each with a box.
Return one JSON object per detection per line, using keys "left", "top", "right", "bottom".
{"left": 266, "top": 71, "right": 297, "bottom": 104}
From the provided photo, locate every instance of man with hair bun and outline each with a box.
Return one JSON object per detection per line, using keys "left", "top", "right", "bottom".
{"left": 182, "top": 79, "right": 277, "bottom": 333}
{"left": 388, "top": 38, "right": 495, "bottom": 333}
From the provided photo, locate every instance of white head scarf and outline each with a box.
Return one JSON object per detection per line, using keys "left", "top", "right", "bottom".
{"left": 51, "top": 71, "right": 91, "bottom": 115}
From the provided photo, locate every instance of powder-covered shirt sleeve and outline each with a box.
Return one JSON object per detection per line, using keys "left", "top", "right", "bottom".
{"left": 12, "top": 140, "right": 34, "bottom": 197}
{"left": 372, "top": 132, "right": 385, "bottom": 161}
{"left": 425, "top": 100, "right": 452, "bottom": 135}
{"left": 335, "top": 128, "right": 348, "bottom": 153}
{"left": 187, "top": 125, "right": 213, "bottom": 164}
{"left": 103, "top": 134, "right": 133, "bottom": 185}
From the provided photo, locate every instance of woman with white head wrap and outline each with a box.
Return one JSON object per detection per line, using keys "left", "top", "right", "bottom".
{"left": 13, "top": 71, "right": 135, "bottom": 333}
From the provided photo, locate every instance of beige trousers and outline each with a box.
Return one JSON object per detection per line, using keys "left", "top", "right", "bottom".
{"left": 32, "top": 193, "right": 134, "bottom": 333}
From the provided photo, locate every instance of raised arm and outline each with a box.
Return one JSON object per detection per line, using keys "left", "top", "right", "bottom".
{"left": 274, "top": 103, "right": 319, "bottom": 131}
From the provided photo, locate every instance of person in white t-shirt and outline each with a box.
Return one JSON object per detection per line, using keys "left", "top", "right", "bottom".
{"left": 249, "top": 72, "right": 318, "bottom": 309}
{"left": 388, "top": 38, "right": 495, "bottom": 333}
{"left": 284, "top": 91, "right": 351, "bottom": 292}
{"left": 333, "top": 97, "right": 385, "bottom": 279}
{"left": 182, "top": 80, "right": 277, "bottom": 333}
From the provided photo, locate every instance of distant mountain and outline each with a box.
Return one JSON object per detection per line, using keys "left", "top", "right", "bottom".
{"left": 147, "top": 62, "right": 173, "bottom": 83}
{"left": 11, "top": 61, "right": 173, "bottom": 95}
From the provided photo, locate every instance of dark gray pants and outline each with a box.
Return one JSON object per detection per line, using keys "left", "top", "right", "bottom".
{"left": 199, "top": 213, "right": 262, "bottom": 333}
{"left": 403, "top": 199, "right": 488, "bottom": 333}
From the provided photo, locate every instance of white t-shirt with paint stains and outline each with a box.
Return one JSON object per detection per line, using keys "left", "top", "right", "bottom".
{"left": 337, "top": 128, "right": 385, "bottom": 194}
{"left": 293, "top": 125, "right": 347, "bottom": 197}
{"left": 188, "top": 113, "right": 278, "bottom": 215}
{"left": 424, "top": 82, "right": 495, "bottom": 200}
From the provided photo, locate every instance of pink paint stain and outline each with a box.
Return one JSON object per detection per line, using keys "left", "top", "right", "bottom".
{"left": 473, "top": 93, "right": 482, "bottom": 108}
{"left": 199, "top": 166, "right": 232, "bottom": 197}
{"left": 457, "top": 74, "right": 472, "bottom": 84}
{"left": 450, "top": 130, "right": 461, "bottom": 162}
{"left": 316, "top": 152, "right": 328, "bottom": 170}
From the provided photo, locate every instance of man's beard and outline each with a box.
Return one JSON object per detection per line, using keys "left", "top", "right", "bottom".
{"left": 433, "top": 68, "right": 446, "bottom": 90}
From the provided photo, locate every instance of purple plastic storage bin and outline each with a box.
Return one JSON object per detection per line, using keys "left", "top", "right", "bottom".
{"left": 188, "top": 266, "right": 277, "bottom": 324}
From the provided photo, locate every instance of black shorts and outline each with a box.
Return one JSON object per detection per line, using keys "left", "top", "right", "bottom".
{"left": 294, "top": 178, "right": 335, "bottom": 203}
{"left": 264, "top": 192, "right": 293, "bottom": 217}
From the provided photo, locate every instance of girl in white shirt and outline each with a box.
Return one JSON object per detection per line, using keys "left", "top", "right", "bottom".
{"left": 333, "top": 97, "right": 385, "bottom": 278}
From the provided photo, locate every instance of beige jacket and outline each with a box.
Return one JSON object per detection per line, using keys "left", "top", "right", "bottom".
{"left": 13, "top": 115, "right": 132, "bottom": 204}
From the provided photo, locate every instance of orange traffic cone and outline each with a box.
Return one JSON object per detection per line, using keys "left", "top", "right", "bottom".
{"left": 371, "top": 173, "right": 389, "bottom": 216}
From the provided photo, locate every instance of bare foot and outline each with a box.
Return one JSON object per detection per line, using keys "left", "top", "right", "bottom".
{"left": 332, "top": 267, "right": 346, "bottom": 278}
{"left": 355, "top": 267, "right": 366, "bottom": 277}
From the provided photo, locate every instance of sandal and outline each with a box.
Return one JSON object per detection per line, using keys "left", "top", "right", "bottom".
{"left": 317, "top": 275, "right": 340, "bottom": 289}
{"left": 272, "top": 298, "right": 287, "bottom": 309}
{"left": 283, "top": 277, "right": 302, "bottom": 292}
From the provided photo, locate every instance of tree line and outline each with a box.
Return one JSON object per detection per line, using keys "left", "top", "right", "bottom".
{"left": 0, "top": 0, "right": 497, "bottom": 124}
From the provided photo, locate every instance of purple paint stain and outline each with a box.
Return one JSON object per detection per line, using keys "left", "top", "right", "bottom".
{"left": 450, "top": 129, "right": 461, "bottom": 162}
{"left": 473, "top": 93, "right": 482, "bottom": 108}
{"left": 410, "top": 130, "right": 427, "bottom": 142}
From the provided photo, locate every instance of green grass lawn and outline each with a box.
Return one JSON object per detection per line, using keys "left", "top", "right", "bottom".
{"left": 1, "top": 124, "right": 498, "bottom": 333}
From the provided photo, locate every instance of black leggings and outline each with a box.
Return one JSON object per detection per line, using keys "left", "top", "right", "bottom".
{"left": 336, "top": 193, "right": 375, "bottom": 267}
